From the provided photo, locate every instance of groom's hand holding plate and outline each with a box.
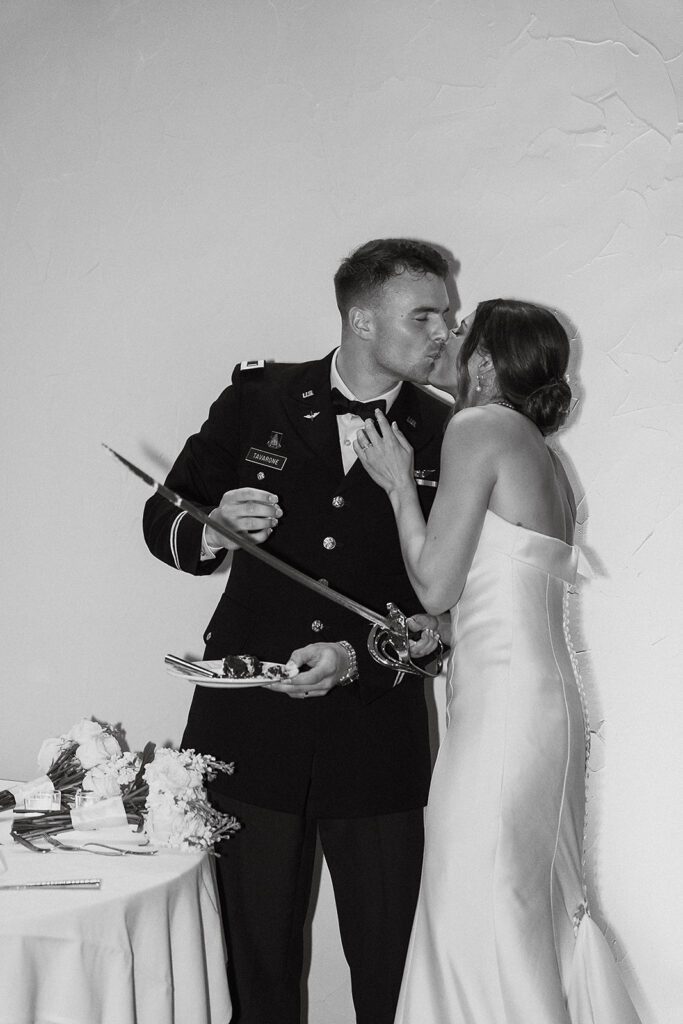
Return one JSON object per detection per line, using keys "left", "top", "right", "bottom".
{"left": 266, "top": 642, "right": 350, "bottom": 699}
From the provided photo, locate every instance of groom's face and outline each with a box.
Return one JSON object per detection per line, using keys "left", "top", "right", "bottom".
{"left": 368, "top": 271, "right": 449, "bottom": 385}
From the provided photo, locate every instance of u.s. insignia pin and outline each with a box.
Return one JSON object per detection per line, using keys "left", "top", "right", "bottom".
{"left": 267, "top": 431, "right": 283, "bottom": 450}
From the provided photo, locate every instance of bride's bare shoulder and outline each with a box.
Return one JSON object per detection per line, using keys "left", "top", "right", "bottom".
{"left": 444, "top": 406, "right": 522, "bottom": 448}
{"left": 440, "top": 409, "right": 512, "bottom": 480}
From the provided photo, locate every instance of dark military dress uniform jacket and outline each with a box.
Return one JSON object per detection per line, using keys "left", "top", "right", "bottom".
{"left": 143, "top": 352, "right": 449, "bottom": 819}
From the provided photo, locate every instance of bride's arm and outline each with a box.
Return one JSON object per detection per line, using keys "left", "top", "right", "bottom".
{"left": 358, "top": 408, "right": 498, "bottom": 614}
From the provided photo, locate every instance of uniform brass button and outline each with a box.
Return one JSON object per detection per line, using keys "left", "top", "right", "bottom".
{"left": 323, "top": 537, "right": 336, "bottom": 550}
{"left": 318, "top": 578, "right": 329, "bottom": 587}
{"left": 311, "top": 620, "right": 324, "bottom": 632}
{"left": 332, "top": 496, "right": 345, "bottom": 509}
{"left": 256, "top": 471, "right": 265, "bottom": 480}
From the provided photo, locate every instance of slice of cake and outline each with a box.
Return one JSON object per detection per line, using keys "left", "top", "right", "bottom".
{"left": 221, "top": 654, "right": 262, "bottom": 678}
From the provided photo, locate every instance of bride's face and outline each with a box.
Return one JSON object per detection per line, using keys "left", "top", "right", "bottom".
{"left": 428, "top": 312, "right": 475, "bottom": 398}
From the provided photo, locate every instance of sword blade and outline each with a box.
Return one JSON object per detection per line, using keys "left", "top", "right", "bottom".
{"left": 103, "top": 445, "right": 390, "bottom": 630}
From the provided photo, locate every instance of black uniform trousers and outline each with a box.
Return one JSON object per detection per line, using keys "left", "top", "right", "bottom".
{"left": 211, "top": 792, "right": 424, "bottom": 1024}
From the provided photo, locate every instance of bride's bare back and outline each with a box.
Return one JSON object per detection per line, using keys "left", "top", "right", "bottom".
{"left": 485, "top": 405, "right": 575, "bottom": 544}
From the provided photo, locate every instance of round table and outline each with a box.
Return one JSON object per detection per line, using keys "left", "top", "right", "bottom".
{"left": 0, "top": 809, "right": 232, "bottom": 1024}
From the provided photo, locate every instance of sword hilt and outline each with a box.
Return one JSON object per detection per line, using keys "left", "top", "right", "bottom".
{"left": 367, "top": 603, "right": 444, "bottom": 682}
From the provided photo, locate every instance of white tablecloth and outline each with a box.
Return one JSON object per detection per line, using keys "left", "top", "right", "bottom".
{"left": 0, "top": 808, "right": 232, "bottom": 1024}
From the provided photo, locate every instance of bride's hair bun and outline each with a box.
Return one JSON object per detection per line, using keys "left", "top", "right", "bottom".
{"left": 462, "top": 299, "right": 572, "bottom": 436}
{"left": 519, "top": 378, "right": 572, "bottom": 435}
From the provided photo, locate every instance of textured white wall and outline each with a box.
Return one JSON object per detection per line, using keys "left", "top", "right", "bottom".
{"left": 1, "top": 2, "right": 681, "bottom": 1021}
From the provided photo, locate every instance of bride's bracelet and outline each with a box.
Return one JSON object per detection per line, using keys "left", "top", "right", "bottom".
{"left": 336, "top": 641, "right": 359, "bottom": 686}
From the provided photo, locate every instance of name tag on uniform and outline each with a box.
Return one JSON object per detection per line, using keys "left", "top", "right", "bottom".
{"left": 246, "top": 447, "right": 288, "bottom": 471}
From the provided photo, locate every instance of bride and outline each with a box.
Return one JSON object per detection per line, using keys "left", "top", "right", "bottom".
{"left": 354, "top": 299, "right": 642, "bottom": 1024}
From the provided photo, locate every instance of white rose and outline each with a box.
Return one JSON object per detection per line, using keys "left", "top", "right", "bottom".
{"left": 67, "top": 719, "right": 104, "bottom": 745}
{"left": 145, "top": 753, "right": 194, "bottom": 796}
{"left": 36, "top": 737, "right": 66, "bottom": 773}
{"left": 76, "top": 732, "right": 121, "bottom": 769}
{"left": 83, "top": 763, "right": 121, "bottom": 799}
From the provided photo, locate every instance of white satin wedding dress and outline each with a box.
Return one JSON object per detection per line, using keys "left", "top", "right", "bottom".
{"left": 395, "top": 511, "right": 641, "bottom": 1024}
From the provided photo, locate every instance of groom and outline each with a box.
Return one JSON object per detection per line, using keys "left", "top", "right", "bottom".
{"left": 142, "top": 238, "right": 451, "bottom": 1023}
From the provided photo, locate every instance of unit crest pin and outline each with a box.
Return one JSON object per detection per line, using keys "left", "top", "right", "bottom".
{"left": 267, "top": 431, "right": 283, "bottom": 450}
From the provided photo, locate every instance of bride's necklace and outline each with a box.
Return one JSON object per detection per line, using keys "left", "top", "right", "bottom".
{"left": 491, "top": 399, "right": 516, "bottom": 410}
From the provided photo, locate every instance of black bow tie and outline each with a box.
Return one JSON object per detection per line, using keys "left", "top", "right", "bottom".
{"left": 331, "top": 388, "right": 387, "bottom": 420}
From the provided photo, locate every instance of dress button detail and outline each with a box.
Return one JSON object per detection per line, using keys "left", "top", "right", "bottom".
{"left": 323, "top": 536, "right": 336, "bottom": 550}
{"left": 332, "top": 496, "right": 345, "bottom": 509}
{"left": 311, "top": 620, "right": 324, "bottom": 633}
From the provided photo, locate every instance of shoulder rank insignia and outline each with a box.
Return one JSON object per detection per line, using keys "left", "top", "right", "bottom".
{"left": 240, "top": 360, "right": 265, "bottom": 372}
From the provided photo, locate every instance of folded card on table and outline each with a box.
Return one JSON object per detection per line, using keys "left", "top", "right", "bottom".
{"left": 70, "top": 795, "right": 128, "bottom": 830}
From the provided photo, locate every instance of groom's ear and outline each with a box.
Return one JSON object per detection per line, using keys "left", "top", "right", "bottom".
{"left": 348, "top": 305, "right": 373, "bottom": 340}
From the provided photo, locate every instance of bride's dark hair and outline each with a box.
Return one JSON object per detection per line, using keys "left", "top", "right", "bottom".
{"left": 457, "top": 299, "right": 572, "bottom": 435}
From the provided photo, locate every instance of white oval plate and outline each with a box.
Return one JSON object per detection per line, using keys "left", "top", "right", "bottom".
{"left": 166, "top": 658, "right": 298, "bottom": 687}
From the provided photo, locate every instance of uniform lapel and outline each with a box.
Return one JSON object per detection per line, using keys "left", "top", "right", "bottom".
{"left": 389, "top": 383, "right": 445, "bottom": 455}
{"left": 280, "top": 352, "right": 343, "bottom": 472}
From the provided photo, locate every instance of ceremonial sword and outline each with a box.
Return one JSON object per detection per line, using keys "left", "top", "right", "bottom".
{"left": 104, "top": 445, "right": 443, "bottom": 680}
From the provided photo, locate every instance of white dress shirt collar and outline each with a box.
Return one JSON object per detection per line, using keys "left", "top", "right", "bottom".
{"left": 330, "top": 349, "right": 403, "bottom": 473}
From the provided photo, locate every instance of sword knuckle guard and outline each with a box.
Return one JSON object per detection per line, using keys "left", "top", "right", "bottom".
{"left": 367, "top": 606, "right": 444, "bottom": 679}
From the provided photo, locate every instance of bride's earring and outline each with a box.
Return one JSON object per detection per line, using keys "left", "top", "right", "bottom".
{"left": 476, "top": 356, "right": 492, "bottom": 395}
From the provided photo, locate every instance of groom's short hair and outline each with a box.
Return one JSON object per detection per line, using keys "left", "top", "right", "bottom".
{"left": 334, "top": 238, "right": 449, "bottom": 317}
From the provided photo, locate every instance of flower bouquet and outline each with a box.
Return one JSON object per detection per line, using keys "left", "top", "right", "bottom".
{"left": 0, "top": 718, "right": 122, "bottom": 812}
{"left": 8, "top": 719, "right": 240, "bottom": 852}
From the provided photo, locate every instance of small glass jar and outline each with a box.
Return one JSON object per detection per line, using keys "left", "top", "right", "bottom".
{"left": 74, "top": 789, "right": 98, "bottom": 808}
{"left": 24, "top": 791, "right": 61, "bottom": 811}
